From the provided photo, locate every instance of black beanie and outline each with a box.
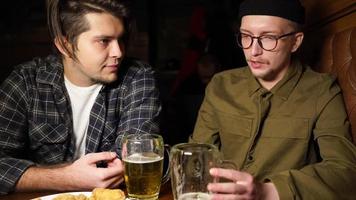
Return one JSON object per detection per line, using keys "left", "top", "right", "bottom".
{"left": 238, "top": 0, "right": 305, "bottom": 24}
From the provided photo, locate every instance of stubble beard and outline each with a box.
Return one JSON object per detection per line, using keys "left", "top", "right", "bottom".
{"left": 91, "top": 73, "right": 118, "bottom": 85}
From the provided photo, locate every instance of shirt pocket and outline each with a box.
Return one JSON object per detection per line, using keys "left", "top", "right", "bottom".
{"left": 217, "top": 112, "right": 253, "bottom": 162}
{"left": 262, "top": 118, "right": 309, "bottom": 139}
{"left": 256, "top": 118, "right": 311, "bottom": 172}
{"left": 218, "top": 112, "right": 253, "bottom": 137}
{"left": 29, "top": 122, "right": 68, "bottom": 144}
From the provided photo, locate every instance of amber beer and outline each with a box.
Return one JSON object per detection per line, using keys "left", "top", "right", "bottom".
{"left": 123, "top": 152, "right": 164, "bottom": 200}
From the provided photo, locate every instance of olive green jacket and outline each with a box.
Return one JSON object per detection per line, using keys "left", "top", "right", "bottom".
{"left": 190, "top": 60, "right": 356, "bottom": 199}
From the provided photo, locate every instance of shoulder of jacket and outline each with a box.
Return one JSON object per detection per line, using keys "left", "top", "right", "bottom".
{"left": 303, "top": 67, "right": 337, "bottom": 85}
{"left": 124, "top": 58, "right": 153, "bottom": 73}
{"left": 300, "top": 67, "right": 341, "bottom": 98}
{"left": 212, "top": 66, "right": 249, "bottom": 83}
{"left": 13, "top": 55, "right": 59, "bottom": 73}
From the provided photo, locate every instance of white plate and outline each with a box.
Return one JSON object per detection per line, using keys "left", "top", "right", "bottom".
{"left": 33, "top": 191, "right": 92, "bottom": 200}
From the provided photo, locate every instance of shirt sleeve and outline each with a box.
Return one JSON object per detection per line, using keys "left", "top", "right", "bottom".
{"left": 266, "top": 79, "right": 356, "bottom": 199}
{"left": 0, "top": 70, "right": 35, "bottom": 195}
{"left": 114, "top": 63, "right": 161, "bottom": 156}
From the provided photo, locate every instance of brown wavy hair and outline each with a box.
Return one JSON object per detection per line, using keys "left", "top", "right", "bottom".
{"left": 46, "top": 0, "right": 132, "bottom": 60}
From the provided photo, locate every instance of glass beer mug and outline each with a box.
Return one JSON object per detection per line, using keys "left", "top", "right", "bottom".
{"left": 170, "top": 143, "right": 236, "bottom": 200}
{"left": 121, "top": 134, "right": 170, "bottom": 200}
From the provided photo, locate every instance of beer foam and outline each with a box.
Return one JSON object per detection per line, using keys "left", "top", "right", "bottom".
{"left": 123, "top": 153, "right": 163, "bottom": 163}
{"left": 178, "top": 192, "right": 211, "bottom": 200}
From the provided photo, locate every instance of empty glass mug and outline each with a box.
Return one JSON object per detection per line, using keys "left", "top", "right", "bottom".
{"left": 170, "top": 143, "right": 236, "bottom": 200}
{"left": 121, "top": 134, "right": 170, "bottom": 200}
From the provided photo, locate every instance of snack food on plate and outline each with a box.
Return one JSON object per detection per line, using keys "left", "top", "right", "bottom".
{"left": 89, "top": 188, "right": 126, "bottom": 200}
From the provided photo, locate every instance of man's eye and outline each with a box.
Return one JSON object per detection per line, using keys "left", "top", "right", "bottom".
{"left": 99, "top": 39, "right": 110, "bottom": 45}
{"left": 260, "top": 35, "right": 276, "bottom": 40}
{"left": 240, "top": 33, "right": 250, "bottom": 38}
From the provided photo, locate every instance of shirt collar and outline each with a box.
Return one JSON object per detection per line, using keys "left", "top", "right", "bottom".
{"left": 271, "top": 59, "right": 303, "bottom": 100}
{"left": 248, "top": 69, "right": 261, "bottom": 97}
{"left": 37, "top": 55, "right": 64, "bottom": 86}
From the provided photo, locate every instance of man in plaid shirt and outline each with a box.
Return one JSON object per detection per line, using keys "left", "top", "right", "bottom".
{"left": 0, "top": 0, "right": 161, "bottom": 195}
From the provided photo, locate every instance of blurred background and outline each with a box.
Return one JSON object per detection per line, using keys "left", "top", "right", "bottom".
{"left": 2, "top": 0, "right": 352, "bottom": 145}
{"left": 0, "top": 0, "right": 245, "bottom": 80}
{"left": 0, "top": 0, "right": 246, "bottom": 145}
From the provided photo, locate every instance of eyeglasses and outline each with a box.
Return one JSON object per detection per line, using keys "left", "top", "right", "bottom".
{"left": 236, "top": 31, "right": 298, "bottom": 51}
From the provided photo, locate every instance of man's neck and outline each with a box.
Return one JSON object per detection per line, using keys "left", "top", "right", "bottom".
{"left": 62, "top": 58, "right": 95, "bottom": 87}
{"left": 258, "top": 60, "right": 292, "bottom": 90}
{"left": 258, "top": 79, "right": 279, "bottom": 91}
{"left": 257, "top": 70, "right": 287, "bottom": 90}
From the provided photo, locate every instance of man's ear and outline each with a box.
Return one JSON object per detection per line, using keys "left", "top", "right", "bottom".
{"left": 54, "top": 37, "right": 71, "bottom": 57}
{"left": 291, "top": 32, "right": 304, "bottom": 53}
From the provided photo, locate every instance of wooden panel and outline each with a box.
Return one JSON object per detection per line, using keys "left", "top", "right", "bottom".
{"left": 317, "top": 11, "right": 356, "bottom": 35}
{"left": 300, "top": 0, "right": 356, "bottom": 142}
{"left": 299, "top": 0, "right": 356, "bottom": 66}
{"left": 302, "top": 0, "right": 355, "bottom": 26}
{"left": 302, "top": 0, "right": 356, "bottom": 33}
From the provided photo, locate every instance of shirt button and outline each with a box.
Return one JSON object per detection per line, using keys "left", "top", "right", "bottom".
{"left": 248, "top": 155, "right": 254, "bottom": 161}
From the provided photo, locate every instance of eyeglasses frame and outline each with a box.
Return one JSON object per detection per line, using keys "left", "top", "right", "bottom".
{"left": 236, "top": 31, "right": 299, "bottom": 51}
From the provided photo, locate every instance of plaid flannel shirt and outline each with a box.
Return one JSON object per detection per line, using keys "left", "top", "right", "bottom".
{"left": 0, "top": 55, "right": 161, "bottom": 194}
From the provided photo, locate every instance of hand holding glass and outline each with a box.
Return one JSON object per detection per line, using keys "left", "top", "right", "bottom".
{"left": 170, "top": 143, "right": 236, "bottom": 200}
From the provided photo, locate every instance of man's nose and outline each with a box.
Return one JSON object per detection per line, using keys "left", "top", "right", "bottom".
{"left": 251, "top": 39, "right": 263, "bottom": 56}
{"left": 110, "top": 40, "right": 123, "bottom": 58}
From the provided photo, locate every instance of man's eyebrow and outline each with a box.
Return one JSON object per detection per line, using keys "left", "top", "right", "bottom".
{"left": 93, "top": 35, "right": 115, "bottom": 39}
{"left": 239, "top": 29, "right": 280, "bottom": 35}
{"left": 239, "top": 29, "right": 252, "bottom": 34}
{"left": 260, "top": 31, "right": 281, "bottom": 35}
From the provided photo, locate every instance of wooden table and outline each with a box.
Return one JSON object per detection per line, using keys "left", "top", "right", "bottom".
{"left": 0, "top": 183, "right": 173, "bottom": 200}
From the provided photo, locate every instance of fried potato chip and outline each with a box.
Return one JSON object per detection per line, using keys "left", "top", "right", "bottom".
{"left": 90, "top": 188, "right": 125, "bottom": 200}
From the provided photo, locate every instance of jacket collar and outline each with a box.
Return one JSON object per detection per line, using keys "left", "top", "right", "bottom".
{"left": 36, "top": 55, "right": 65, "bottom": 88}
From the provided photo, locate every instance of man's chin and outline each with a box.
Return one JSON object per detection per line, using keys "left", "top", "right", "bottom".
{"left": 251, "top": 69, "right": 267, "bottom": 79}
{"left": 92, "top": 76, "right": 118, "bottom": 85}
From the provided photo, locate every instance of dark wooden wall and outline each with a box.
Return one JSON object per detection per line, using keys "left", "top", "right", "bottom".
{"left": 301, "top": 0, "right": 356, "bottom": 142}
{"left": 300, "top": 0, "right": 356, "bottom": 65}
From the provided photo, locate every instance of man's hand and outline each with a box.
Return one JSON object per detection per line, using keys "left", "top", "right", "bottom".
{"left": 16, "top": 152, "right": 124, "bottom": 192}
{"left": 64, "top": 152, "right": 124, "bottom": 190}
{"left": 207, "top": 168, "right": 279, "bottom": 200}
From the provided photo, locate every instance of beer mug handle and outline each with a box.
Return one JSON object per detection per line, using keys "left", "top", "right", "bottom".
{"left": 162, "top": 144, "right": 171, "bottom": 184}
{"left": 220, "top": 160, "right": 237, "bottom": 170}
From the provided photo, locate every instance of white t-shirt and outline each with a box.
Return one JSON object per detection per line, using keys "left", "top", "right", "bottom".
{"left": 64, "top": 76, "right": 102, "bottom": 159}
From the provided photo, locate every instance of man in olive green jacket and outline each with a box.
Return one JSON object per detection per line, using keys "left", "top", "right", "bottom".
{"left": 190, "top": 0, "right": 356, "bottom": 199}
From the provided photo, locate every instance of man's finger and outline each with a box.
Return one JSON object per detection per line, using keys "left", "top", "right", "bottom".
{"left": 107, "top": 158, "right": 123, "bottom": 168}
{"left": 100, "top": 161, "right": 124, "bottom": 179}
{"left": 208, "top": 182, "right": 247, "bottom": 194}
{"left": 211, "top": 193, "right": 250, "bottom": 200}
{"left": 210, "top": 168, "right": 251, "bottom": 182}
{"left": 84, "top": 152, "right": 117, "bottom": 164}
{"left": 107, "top": 176, "right": 125, "bottom": 189}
